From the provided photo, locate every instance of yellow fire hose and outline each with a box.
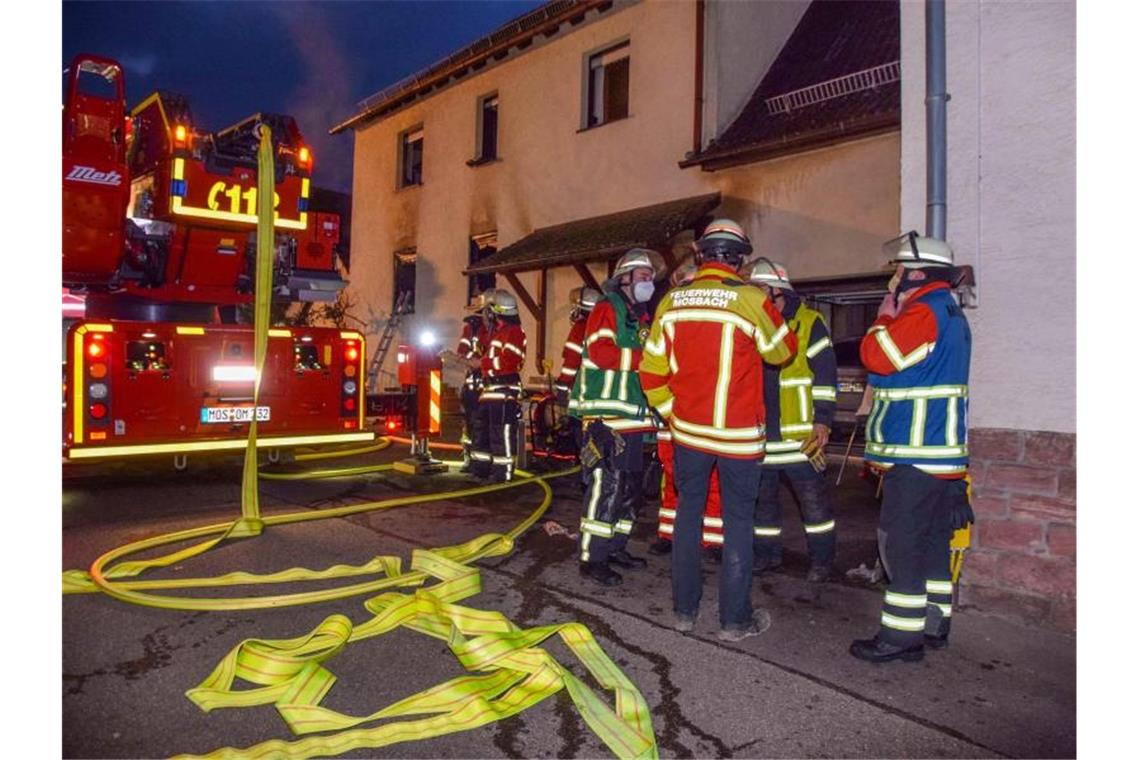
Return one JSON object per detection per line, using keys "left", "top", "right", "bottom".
{"left": 61, "top": 129, "right": 657, "bottom": 759}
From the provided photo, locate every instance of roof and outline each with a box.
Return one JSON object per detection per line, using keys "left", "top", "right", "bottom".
{"left": 684, "top": 0, "right": 900, "bottom": 170}
{"left": 464, "top": 193, "right": 722, "bottom": 275}
{"left": 330, "top": 0, "right": 613, "bottom": 134}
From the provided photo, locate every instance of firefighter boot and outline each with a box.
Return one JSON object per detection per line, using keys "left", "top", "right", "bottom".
{"left": 925, "top": 612, "right": 952, "bottom": 650}
{"left": 649, "top": 538, "right": 673, "bottom": 555}
{"left": 849, "top": 637, "right": 925, "bottom": 663}
{"left": 579, "top": 562, "right": 622, "bottom": 587}
{"left": 610, "top": 550, "right": 648, "bottom": 569}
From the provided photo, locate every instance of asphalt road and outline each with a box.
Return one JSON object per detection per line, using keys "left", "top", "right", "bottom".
{"left": 62, "top": 442, "right": 1076, "bottom": 759}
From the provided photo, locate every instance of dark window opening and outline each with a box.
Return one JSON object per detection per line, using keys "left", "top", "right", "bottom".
{"left": 394, "top": 249, "right": 417, "bottom": 314}
{"left": 479, "top": 94, "right": 498, "bottom": 161}
{"left": 587, "top": 42, "right": 630, "bottom": 128}
{"left": 400, "top": 127, "right": 423, "bottom": 187}
{"left": 468, "top": 234, "right": 498, "bottom": 302}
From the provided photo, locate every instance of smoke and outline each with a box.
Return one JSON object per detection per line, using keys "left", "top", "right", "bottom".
{"left": 268, "top": 4, "right": 357, "bottom": 193}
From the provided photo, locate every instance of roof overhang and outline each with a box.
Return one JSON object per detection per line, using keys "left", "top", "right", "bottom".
{"left": 464, "top": 192, "right": 721, "bottom": 275}
{"left": 680, "top": 111, "right": 900, "bottom": 171}
{"left": 330, "top": 0, "right": 613, "bottom": 135}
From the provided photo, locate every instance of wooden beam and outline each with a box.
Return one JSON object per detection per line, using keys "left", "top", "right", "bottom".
{"left": 535, "top": 269, "right": 548, "bottom": 374}
{"left": 503, "top": 270, "right": 547, "bottom": 374}
{"left": 573, "top": 262, "right": 602, "bottom": 293}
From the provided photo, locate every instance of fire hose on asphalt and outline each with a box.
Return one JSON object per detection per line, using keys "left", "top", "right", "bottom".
{"left": 61, "top": 128, "right": 657, "bottom": 760}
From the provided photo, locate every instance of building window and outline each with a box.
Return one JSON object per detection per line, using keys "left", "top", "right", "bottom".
{"left": 393, "top": 248, "right": 417, "bottom": 313}
{"left": 584, "top": 40, "right": 630, "bottom": 128}
{"left": 469, "top": 233, "right": 498, "bottom": 301}
{"left": 398, "top": 126, "right": 423, "bottom": 188}
{"left": 474, "top": 93, "right": 498, "bottom": 163}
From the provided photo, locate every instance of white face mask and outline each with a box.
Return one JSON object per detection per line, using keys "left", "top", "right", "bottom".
{"left": 632, "top": 281, "right": 655, "bottom": 303}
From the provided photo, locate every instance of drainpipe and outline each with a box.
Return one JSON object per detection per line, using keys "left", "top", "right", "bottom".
{"left": 925, "top": 0, "right": 948, "bottom": 240}
{"left": 692, "top": 0, "right": 705, "bottom": 155}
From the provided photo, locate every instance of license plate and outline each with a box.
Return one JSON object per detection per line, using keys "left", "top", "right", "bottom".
{"left": 200, "top": 406, "right": 270, "bottom": 424}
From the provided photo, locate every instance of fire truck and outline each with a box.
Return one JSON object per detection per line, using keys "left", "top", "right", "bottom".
{"left": 62, "top": 54, "right": 372, "bottom": 463}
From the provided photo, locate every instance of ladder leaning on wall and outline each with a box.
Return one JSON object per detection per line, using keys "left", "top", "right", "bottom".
{"left": 366, "top": 290, "right": 412, "bottom": 393}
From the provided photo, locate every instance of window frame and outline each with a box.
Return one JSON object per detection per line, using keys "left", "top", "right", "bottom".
{"left": 468, "top": 232, "right": 498, "bottom": 302}
{"left": 397, "top": 125, "right": 424, "bottom": 189}
{"left": 470, "top": 91, "right": 499, "bottom": 165}
{"left": 580, "top": 38, "right": 631, "bottom": 131}
{"left": 393, "top": 247, "right": 417, "bottom": 314}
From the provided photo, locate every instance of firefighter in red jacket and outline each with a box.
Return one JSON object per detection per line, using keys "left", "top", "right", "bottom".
{"left": 650, "top": 262, "right": 725, "bottom": 558}
{"left": 554, "top": 286, "right": 601, "bottom": 401}
{"left": 640, "top": 219, "right": 797, "bottom": 641}
{"left": 467, "top": 289, "right": 527, "bottom": 482}
{"left": 849, "top": 233, "right": 973, "bottom": 663}
{"left": 457, "top": 291, "right": 491, "bottom": 470}
{"left": 570, "top": 249, "right": 665, "bottom": 587}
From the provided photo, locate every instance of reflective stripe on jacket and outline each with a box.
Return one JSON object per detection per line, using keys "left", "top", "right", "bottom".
{"left": 554, "top": 317, "right": 588, "bottom": 394}
{"left": 639, "top": 262, "right": 797, "bottom": 458}
{"left": 569, "top": 293, "right": 654, "bottom": 432}
{"left": 861, "top": 282, "right": 971, "bottom": 475}
{"left": 763, "top": 303, "right": 838, "bottom": 466}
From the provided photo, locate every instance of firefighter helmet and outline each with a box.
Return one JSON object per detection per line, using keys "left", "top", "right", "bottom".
{"left": 465, "top": 290, "right": 489, "bottom": 312}
{"left": 488, "top": 288, "right": 519, "bottom": 316}
{"left": 884, "top": 231, "right": 955, "bottom": 268}
{"left": 570, "top": 286, "right": 602, "bottom": 311}
{"left": 611, "top": 248, "right": 667, "bottom": 281}
{"left": 670, "top": 262, "right": 698, "bottom": 287}
{"left": 744, "top": 258, "right": 794, "bottom": 291}
{"left": 694, "top": 218, "right": 753, "bottom": 267}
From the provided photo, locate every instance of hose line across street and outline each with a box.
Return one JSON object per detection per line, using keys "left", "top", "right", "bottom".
{"left": 63, "top": 444, "right": 658, "bottom": 759}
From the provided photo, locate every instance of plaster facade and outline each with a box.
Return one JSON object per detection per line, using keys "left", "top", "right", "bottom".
{"left": 344, "top": 0, "right": 899, "bottom": 389}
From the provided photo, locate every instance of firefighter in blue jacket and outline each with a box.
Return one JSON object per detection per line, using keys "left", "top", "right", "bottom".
{"left": 850, "top": 233, "right": 974, "bottom": 663}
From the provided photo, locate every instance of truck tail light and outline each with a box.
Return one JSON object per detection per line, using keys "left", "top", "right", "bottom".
{"left": 89, "top": 402, "right": 107, "bottom": 420}
{"left": 343, "top": 398, "right": 355, "bottom": 412}
{"left": 344, "top": 344, "right": 359, "bottom": 362}
{"left": 87, "top": 339, "right": 105, "bottom": 359}
{"left": 89, "top": 363, "right": 107, "bottom": 379}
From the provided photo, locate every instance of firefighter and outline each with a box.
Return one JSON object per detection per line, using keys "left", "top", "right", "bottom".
{"left": 745, "top": 259, "right": 839, "bottom": 582}
{"left": 554, "top": 286, "right": 601, "bottom": 402}
{"left": 467, "top": 288, "right": 527, "bottom": 483}
{"left": 640, "top": 220, "right": 797, "bottom": 641}
{"left": 849, "top": 233, "right": 974, "bottom": 663}
{"left": 650, "top": 262, "right": 726, "bottom": 559}
{"left": 570, "top": 249, "right": 665, "bottom": 587}
{"left": 457, "top": 291, "right": 491, "bottom": 471}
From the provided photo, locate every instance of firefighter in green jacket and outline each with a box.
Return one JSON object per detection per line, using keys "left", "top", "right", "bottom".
{"left": 571, "top": 248, "right": 665, "bottom": 587}
{"left": 745, "top": 259, "right": 840, "bottom": 582}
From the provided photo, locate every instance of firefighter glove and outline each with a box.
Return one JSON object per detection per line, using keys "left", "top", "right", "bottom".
{"left": 949, "top": 479, "right": 975, "bottom": 530}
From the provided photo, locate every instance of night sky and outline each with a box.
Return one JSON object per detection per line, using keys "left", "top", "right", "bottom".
{"left": 63, "top": 0, "right": 546, "bottom": 193}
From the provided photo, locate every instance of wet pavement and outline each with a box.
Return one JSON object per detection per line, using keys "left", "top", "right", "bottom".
{"left": 62, "top": 431, "right": 1075, "bottom": 758}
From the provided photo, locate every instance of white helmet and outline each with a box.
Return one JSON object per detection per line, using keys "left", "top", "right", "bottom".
{"left": 884, "top": 231, "right": 955, "bottom": 269}
{"left": 465, "top": 290, "right": 489, "bottom": 313}
{"left": 611, "top": 248, "right": 666, "bottom": 281}
{"left": 569, "top": 286, "right": 602, "bottom": 311}
{"left": 488, "top": 288, "right": 518, "bottom": 316}
{"left": 744, "top": 258, "right": 794, "bottom": 291}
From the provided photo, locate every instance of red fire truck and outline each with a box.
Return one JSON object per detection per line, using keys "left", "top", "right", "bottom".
{"left": 63, "top": 54, "right": 371, "bottom": 463}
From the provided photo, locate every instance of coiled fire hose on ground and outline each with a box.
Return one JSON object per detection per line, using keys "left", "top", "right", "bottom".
{"left": 61, "top": 129, "right": 657, "bottom": 759}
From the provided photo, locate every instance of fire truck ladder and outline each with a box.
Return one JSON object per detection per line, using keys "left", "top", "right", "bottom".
{"left": 367, "top": 290, "right": 412, "bottom": 393}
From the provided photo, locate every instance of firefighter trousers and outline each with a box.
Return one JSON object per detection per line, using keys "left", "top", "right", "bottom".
{"left": 875, "top": 464, "right": 962, "bottom": 646}
{"left": 470, "top": 391, "right": 520, "bottom": 481}
{"left": 657, "top": 438, "right": 723, "bottom": 547}
{"left": 672, "top": 445, "right": 761, "bottom": 629}
{"left": 578, "top": 424, "right": 644, "bottom": 565}
{"left": 754, "top": 462, "right": 837, "bottom": 568}
{"left": 459, "top": 380, "right": 481, "bottom": 460}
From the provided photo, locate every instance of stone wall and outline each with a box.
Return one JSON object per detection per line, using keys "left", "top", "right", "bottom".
{"left": 960, "top": 428, "right": 1076, "bottom": 632}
